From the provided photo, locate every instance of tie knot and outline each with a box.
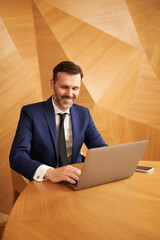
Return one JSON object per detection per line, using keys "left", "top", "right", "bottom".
{"left": 58, "top": 113, "right": 67, "bottom": 123}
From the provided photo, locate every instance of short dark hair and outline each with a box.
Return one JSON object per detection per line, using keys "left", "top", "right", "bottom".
{"left": 53, "top": 61, "right": 83, "bottom": 83}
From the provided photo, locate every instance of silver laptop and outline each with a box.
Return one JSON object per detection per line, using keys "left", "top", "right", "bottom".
{"left": 65, "top": 140, "right": 148, "bottom": 190}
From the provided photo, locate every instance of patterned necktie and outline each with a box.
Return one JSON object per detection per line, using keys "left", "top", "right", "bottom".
{"left": 58, "top": 113, "right": 68, "bottom": 167}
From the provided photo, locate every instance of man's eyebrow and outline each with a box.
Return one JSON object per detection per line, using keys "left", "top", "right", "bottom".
{"left": 60, "top": 85, "right": 80, "bottom": 88}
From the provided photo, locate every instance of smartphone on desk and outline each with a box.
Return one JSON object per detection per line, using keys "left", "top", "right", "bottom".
{"left": 136, "top": 165, "right": 154, "bottom": 173}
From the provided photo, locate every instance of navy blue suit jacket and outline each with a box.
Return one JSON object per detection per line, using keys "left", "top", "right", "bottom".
{"left": 10, "top": 96, "right": 107, "bottom": 181}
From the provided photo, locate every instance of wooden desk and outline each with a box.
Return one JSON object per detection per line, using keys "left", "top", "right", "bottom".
{"left": 3, "top": 161, "right": 160, "bottom": 240}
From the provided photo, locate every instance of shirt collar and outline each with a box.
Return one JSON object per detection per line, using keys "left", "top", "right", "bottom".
{"left": 52, "top": 96, "right": 70, "bottom": 115}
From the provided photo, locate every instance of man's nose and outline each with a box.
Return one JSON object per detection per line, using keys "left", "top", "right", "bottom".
{"left": 66, "top": 88, "right": 73, "bottom": 97}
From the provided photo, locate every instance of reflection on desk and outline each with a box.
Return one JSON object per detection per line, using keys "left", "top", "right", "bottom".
{"left": 3, "top": 161, "right": 160, "bottom": 240}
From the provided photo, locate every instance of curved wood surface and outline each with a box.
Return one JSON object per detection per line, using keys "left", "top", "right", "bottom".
{"left": 3, "top": 161, "right": 160, "bottom": 240}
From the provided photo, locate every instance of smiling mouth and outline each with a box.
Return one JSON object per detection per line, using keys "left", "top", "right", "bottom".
{"left": 62, "top": 96, "right": 74, "bottom": 103}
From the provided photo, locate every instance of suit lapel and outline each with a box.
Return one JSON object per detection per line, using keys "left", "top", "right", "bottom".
{"left": 44, "top": 97, "right": 58, "bottom": 158}
{"left": 70, "top": 105, "right": 78, "bottom": 163}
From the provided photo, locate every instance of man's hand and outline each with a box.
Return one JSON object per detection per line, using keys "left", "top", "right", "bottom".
{"left": 44, "top": 165, "right": 81, "bottom": 184}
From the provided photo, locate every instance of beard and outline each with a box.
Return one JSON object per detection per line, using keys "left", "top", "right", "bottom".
{"left": 53, "top": 93, "right": 75, "bottom": 111}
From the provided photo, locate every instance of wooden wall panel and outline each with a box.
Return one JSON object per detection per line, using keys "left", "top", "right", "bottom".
{"left": 0, "top": 0, "right": 160, "bottom": 215}
{"left": 92, "top": 107, "right": 160, "bottom": 161}
{"left": 0, "top": 0, "right": 41, "bottom": 91}
{"left": 126, "top": 0, "right": 160, "bottom": 80}
{"left": 0, "top": 0, "right": 42, "bottom": 214}
{"left": 44, "top": 0, "right": 142, "bottom": 49}
{"left": 130, "top": 54, "right": 160, "bottom": 128}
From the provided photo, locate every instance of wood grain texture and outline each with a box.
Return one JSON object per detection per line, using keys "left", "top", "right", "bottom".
{"left": 3, "top": 161, "right": 160, "bottom": 240}
{"left": 0, "top": 1, "right": 43, "bottom": 215}
{"left": 0, "top": 0, "right": 160, "bottom": 217}
{"left": 44, "top": 0, "right": 142, "bottom": 48}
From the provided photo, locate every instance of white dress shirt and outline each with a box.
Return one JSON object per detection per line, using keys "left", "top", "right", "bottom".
{"left": 33, "top": 97, "right": 73, "bottom": 181}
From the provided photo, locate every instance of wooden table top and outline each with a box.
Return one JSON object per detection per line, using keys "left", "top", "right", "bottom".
{"left": 3, "top": 161, "right": 160, "bottom": 240}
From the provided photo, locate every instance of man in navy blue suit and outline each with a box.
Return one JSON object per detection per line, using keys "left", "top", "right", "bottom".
{"left": 10, "top": 61, "right": 107, "bottom": 183}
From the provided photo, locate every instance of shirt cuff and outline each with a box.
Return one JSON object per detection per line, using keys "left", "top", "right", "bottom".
{"left": 33, "top": 165, "right": 54, "bottom": 182}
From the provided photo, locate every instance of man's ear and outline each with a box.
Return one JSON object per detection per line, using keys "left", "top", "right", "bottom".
{"left": 50, "top": 79, "right": 54, "bottom": 89}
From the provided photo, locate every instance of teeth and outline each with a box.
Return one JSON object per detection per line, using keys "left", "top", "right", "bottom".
{"left": 63, "top": 97, "right": 72, "bottom": 100}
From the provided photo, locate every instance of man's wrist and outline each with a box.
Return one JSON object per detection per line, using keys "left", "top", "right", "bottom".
{"left": 33, "top": 165, "right": 54, "bottom": 182}
{"left": 44, "top": 168, "right": 54, "bottom": 180}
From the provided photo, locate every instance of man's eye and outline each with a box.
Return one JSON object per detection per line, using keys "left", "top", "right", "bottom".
{"left": 61, "top": 86, "right": 67, "bottom": 89}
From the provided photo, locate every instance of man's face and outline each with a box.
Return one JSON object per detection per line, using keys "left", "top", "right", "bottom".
{"left": 51, "top": 72, "right": 81, "bottom": 112}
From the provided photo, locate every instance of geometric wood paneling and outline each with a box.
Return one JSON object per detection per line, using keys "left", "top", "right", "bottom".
{"left": 130, "top": 54, "right": 160, "bottom": 129}
{"left": 0, "top": 0, "right": 43, "bottom": 214}
{"left": 92, "top": 107, "right": 160, "bottom": 161}
{"left": 43, "top": 0, "right": 142, "bottom": 49}
{"left": 97, "top": 52, "right": 142, "bottom": 116}
{"left": 0, "top": 0, "right": 160, "bottom": 216}
{"left": 0, "top": 0, "right": 41, "bottom": 89}
{"left": 126, "top": 0, "right": 160, "bottom": 79}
